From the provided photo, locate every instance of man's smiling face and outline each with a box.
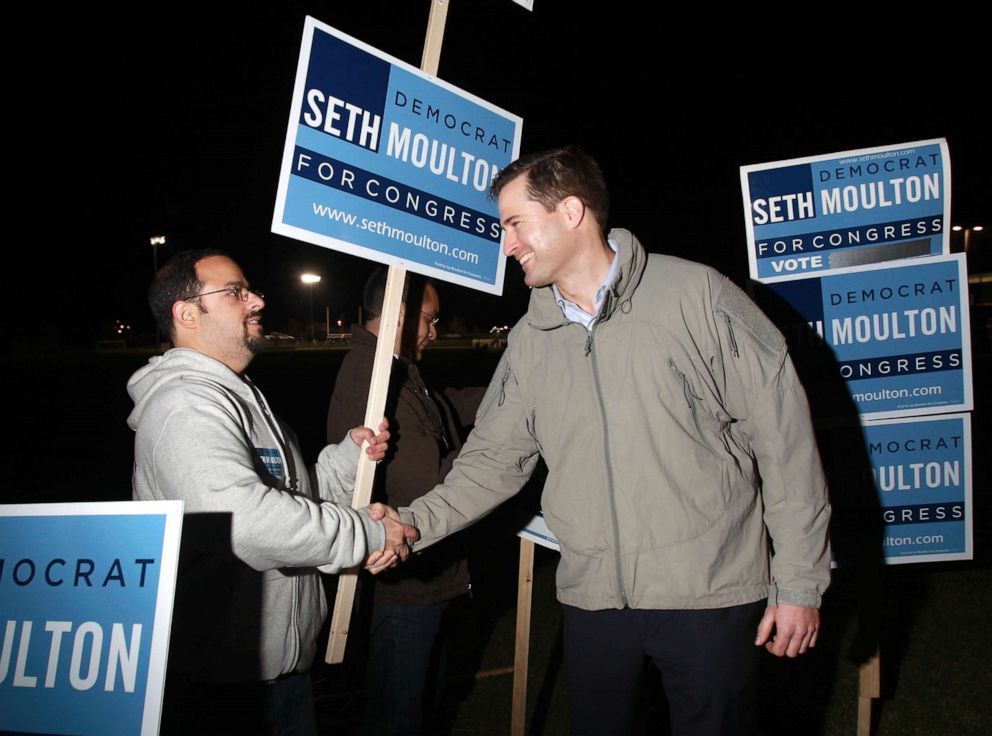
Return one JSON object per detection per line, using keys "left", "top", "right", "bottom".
{"left": 192, "top": 255, "right": 266, "bottom": 370}
{"left": 498, "top": 174, "right": 575, "bottom": 289}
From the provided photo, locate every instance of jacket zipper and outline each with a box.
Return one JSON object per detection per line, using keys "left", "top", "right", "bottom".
{"left": 245, "top": 378, "right": 297, "bottom": 492}
{"left": 588, "top": 325, "right": 628, "bottom": 608}
{"left": 290, "top": 573, "right": 301, "bottom": 671}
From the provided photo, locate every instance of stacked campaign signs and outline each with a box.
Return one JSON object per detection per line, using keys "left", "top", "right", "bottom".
{"left": 273, "top": 16, "right": 522, "bottom": 295}
{"left": 741, "top": 140, "right": 972, "bottom": 564}
{"left": 0, "top": 502, "right": 183, "bottom": 735}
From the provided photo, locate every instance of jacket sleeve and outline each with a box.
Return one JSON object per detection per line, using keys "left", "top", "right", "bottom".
{"left": 313, "top": 435, "right": 362, "bottom": 506}
{"left": 715, "top": 278, "right": 831, "bottom": 608}
{"left": 144, "top": 395, "right": 383, "bottom": 572}
{"left": 399, "top": 349, "right": 541, "bottom": 548}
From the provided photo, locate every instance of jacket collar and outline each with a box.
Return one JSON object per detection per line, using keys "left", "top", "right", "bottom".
{"left": 526, "top": 228, "right": 647, "bottom": 331}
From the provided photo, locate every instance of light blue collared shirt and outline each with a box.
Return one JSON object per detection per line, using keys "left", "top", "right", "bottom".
{"left": 551, "top": 239, "right": 619, "bottom": 331}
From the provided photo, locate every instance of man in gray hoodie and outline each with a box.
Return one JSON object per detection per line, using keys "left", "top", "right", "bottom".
{"left": 128, "top": 249, "right": 417, "bottom": 735}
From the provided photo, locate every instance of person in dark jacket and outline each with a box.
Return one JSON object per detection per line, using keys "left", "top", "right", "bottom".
{"left": 327, "top": 270, "right": 481, "bottom": 736}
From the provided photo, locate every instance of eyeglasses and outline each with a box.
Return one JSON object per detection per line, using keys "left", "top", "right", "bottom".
{"left": 421, "top": 310, "right": 440, "bottom": 326}
{"left": 183, "top": 285, "right": 264, "bottom": 302}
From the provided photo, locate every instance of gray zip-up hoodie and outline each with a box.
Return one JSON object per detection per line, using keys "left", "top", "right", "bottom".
{"left": 128, "top": 348, "right": 384, "bottom": 681}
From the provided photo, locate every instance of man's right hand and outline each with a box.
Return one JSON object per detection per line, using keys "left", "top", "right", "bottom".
{"left": 365, "top": 503, "right": 419, "bottom": 574}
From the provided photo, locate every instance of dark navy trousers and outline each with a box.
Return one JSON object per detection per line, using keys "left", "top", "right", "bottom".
{"left": 363, "top": 599, "right": 452, "bottom": 736}
{"left": 562, "top": 601, "right": 765, "bottom": 736}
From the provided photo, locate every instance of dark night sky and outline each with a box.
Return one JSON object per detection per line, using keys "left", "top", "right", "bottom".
{"left": 22, "top": 2, "right": 989, "bottom": 347}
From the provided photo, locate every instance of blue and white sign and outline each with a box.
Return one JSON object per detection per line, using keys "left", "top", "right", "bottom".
{"left": 273, "top": 17, "right": 523, "bottom": 295}
{"left": 848, "top": 414, "right": 970, "bottom": 564}
{"left": 0, "top": 502, "right": 183, "bottom": 736}
{"left": 741, "top": 139, "right": 950, "bottom": 282}
{"left": 765, "top": 254, "right": 972, "bottom": 420}
{"left": 518, "top": 513, "right": 559, "bottom": 552}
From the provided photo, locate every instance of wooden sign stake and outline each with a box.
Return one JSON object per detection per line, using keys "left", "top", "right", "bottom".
{"left": 511, "top": 538, "right": 536, "bottom": 735}
{"left": 857, "top": 649, "right": 880, "bottom": 736}
{"left": 325, "top": 0, "right": 451, "bottom": 665}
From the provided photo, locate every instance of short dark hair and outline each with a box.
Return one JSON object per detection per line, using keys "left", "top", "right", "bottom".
{"left": 363, "top": 267, "right": 431, "bottom": 321}
{"left": 149, "top": 248, "right": 227, "bottom": 339}
{"left": 490, "top": 146, "right": 610, "bottom": 234}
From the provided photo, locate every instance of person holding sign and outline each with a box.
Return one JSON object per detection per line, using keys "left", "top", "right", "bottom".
{"left": 328, "top": 269, "right": 481, "bottom": 736}
{"left": 128, "top": 249, "right": 418, "bottom": 735}
{"left": 388, "top": 148, "right": 831, "bottom": 736}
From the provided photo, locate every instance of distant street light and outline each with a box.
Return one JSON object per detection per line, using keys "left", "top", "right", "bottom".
{"left": 150, "top": 236, "right": 167, "bottom": 346}
{"left": 149, "top": 235, "right": 166, "bottom": 276}
{"left": 952, "top": 224, "right": 984, "bottom": 253}
{"left": 301, "top": 273, "right": 322, "bottom": 343}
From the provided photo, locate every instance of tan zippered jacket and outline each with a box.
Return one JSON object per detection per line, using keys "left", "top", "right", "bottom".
{"left": 402, "top": 229, "right": 830, "bottom": 611}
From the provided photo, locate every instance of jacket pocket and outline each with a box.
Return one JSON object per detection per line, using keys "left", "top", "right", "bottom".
{"left": 526, "top": 409, "right": 544, "bottom": 454}
{"left": 669, "top": 359, "right": 707, "bottom": 439}
{"left": 667, "top": 359, "right": 753, "bottom": 480}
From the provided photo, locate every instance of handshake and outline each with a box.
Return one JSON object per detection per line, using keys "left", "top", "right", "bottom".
{"left": 364, "top": 503, "right": 419, "bottom": 574}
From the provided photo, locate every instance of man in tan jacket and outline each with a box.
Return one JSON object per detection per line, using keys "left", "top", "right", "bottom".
{"left": 382, "top": 147, "right": 831, "bottom": 736}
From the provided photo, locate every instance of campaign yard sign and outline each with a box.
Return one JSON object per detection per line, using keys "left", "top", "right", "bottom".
{"left": 273, "top": 17, "right": 522, "bottom": 295}
{"left": 868, "top": 414, "right": 972, "bottom": 563}
{"left": 741, "top": 139, "right": 950, "bottom": 282}
{"left": 848, "top": 414, "right": 971, "bottom": 564}
{"left": 0, "top": 502, "right": 182, "bottom": 736}
{"left": 765, "top": 254, "right": 971, "bottom": 421}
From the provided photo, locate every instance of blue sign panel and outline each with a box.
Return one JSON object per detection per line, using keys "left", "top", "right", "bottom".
{"left": 833, "top": 414, "right": 972, "bottom": 564}
{"left": 273, "top": 17, "right": 522, "bottom": 295}
{"left": 765, "top": 254, "right": 972, "bottom": 420}
{"left": 741, "top": 140, "right": 950, "bottom": 281}
{"left": 0, "top": 502, "right": 182, "bottom": 736}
